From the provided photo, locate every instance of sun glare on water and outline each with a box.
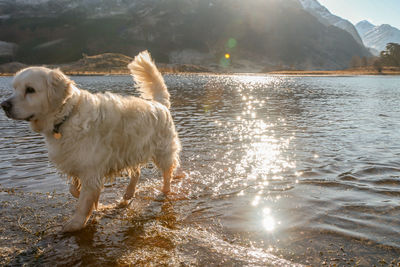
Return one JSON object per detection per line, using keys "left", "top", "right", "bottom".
{"left": 214, "top": 75, "right": 297, "bottom": 233}
{"left": 262, "top": 207, "right": 275, "bottom": 232}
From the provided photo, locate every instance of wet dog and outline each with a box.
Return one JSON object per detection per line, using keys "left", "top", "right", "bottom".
{"left": 1, "top": 51, "right": 181, "bottom": 232}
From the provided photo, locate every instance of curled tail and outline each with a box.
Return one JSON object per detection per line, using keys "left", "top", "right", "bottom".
{"left": 128, "top": 51, "right": 170, "bottom": 108}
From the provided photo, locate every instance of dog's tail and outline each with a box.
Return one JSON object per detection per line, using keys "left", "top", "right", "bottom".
{"left": 128, "top": 51, "right": 170, "bottom": 108}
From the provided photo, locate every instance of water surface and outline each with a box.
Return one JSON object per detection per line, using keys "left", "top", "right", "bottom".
{"left": 1, "top": 74, "right": 400, "bottom": 266}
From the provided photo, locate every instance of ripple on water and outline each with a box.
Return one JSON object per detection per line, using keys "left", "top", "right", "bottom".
{"left": 1, "top": 74, "right": 400, "bottom": 265}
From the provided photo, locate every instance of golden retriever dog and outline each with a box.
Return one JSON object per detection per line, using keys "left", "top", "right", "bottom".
{"left": 1, "top": 51, "right": 181, "bottom": 232}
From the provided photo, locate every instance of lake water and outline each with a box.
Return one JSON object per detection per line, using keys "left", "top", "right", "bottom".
{"left": 1, "top": 74, "right": 400, "bottom": 266}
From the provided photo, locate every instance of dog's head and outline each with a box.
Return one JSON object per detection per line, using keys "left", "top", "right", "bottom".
{"left": 1, "top": 67, "right": 74, "bottom": 132}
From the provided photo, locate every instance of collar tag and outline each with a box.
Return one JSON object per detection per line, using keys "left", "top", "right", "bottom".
{"left": 53, "top": 132, "right": 62, "bottom": 139}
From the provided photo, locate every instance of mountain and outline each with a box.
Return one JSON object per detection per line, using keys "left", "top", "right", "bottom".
{"left": 355, "top": 20, "right": 375, "bottom": 36}
{"left": 298, "top": 0, "right": 364, "bottom": 45}
{"left": 0, "top": 0, "right": 371, "bottom": 71}
{"left": 0, "top": 41, "right": 16, "bottom": 56}
{"left": 0, "top": 0, "right": 139, "bottom": 18}
{"left": 356, "top": 21, "right": 400, "bottom": 55}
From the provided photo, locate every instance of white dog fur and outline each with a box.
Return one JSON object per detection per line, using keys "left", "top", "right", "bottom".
{"left": 1, "top": 51, "right": 181, "bottom": 232}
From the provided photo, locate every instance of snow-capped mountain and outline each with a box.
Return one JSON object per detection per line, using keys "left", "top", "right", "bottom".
{"left": 356, "top": 21, "right": 400, "bottom": 55}
{"left": 355, "top": 20, "right": 375, "bottom": 36}
{"left": 299, "top": 0, "right": 364, "bottom": 45}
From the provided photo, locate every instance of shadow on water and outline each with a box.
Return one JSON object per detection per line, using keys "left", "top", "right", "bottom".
{"left": 2, "top": 74, "right": 400, "bottom": 265}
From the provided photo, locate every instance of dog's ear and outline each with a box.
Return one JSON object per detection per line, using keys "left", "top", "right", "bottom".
{"left": 47, "top": 69, "right": 73, "bottom": 110}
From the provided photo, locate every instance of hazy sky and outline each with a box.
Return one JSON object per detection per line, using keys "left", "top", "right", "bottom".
{"left": 318, "top": 0, "right": 400, "bottom": 29}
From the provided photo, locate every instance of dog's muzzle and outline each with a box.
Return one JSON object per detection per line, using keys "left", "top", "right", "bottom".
{"left": 1, "top": 99, "right": 34, "bottom": 121}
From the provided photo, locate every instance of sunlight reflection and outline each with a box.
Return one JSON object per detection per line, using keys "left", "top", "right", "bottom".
{"left": 252, "top": 195, "right": 260, "bottom": 206}
{"left": 219, "top": 75, "right": 296, "bottom": 235}
{"left": 210, "top": 75, "right": 297, "bottom": 233}
{"left": 231, "top": 75, "right": 296, "bottom": 188}
{"left": 234, "top": 75, "right": 278, "bottom": 86}
{"left": 262, "top": 207, "right": 275, "bottom": 232}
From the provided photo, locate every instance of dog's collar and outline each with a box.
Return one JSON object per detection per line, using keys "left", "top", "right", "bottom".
{"left": 52, "top": 116, "right": 69, "bottom": 139}
{"left": 52, "top": 89, "right": 81, "bottom": 140}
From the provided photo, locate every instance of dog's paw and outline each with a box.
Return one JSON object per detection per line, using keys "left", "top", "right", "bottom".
{"left": 160, "top": 190, "right": 189, "bottom": 201}
{"left": 118, "top": 198, "right": 130, "bottom": 208}
{"left": 62, "top": 219, "right": 85, "bottom": 233}
{"left": 161, "top": 187, "right": 171, "bottom": 195}
{"left": 173, "top": 170, "right": 187, "bottom": 180}
{"left": 123, "top": 191, "right": 134, "bottom": 201}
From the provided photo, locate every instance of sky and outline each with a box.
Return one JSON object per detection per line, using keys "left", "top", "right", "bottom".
{"left": 318, "top": 0, "right": 400, "bottom": 29}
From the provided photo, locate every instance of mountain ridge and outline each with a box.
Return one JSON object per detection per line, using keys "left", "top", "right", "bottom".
{"left": 0, "top": 0, "right": 370, "bottom": 71}
{"left": 298, "top": 0, "right": 363, "bottom": 45}
{"left": 356, "top": 20, "right": 400, "bottom": 55}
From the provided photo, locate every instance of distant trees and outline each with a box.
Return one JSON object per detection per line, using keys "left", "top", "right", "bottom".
{"left": 373, "top": 59, "right": 382, "bottom": 73}
{"left": 349, "top": 55, "right": 369, "bottom": 68}
{"left": 349, "top": 56, "right": 361, "bottom": 68}
{"left": 349, "top": 42, "right": 400, "bottom": 73}
{"left": 379, "top": 43, "right": 400, "bottom": 67}
{"left": 373, "top": 42, "right": 400, "bottom": 72}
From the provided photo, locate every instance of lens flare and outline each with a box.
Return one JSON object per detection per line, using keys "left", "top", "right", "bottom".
{"left": 227, "top": 38, "right": 237, "bottom": 49}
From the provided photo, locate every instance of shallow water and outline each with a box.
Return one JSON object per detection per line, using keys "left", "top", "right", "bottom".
{"left": 1, "top": 74, "right": 400, "bottom": 266}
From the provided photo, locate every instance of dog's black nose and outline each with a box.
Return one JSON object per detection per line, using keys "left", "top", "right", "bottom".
{"left": 1, "top": 100, "right": 12, "bottom": 112}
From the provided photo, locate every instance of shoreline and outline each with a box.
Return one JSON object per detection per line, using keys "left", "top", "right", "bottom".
{"left": 1, "top": 66, "right": 400, "bottom": 77}
{"left": 267, "top": 70, "right": 400, "bottom": 76}
{"left": 1, "top": 70, "right": 400, "bottom": 77}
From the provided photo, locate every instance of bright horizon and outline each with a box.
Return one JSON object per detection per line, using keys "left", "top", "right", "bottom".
{"left": 318, "top": 0, "right": 400, "bottom": 29}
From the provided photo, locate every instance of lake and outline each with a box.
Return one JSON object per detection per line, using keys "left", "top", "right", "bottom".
{"left": 1, "top": 74, "right": 400, "bottom": 266}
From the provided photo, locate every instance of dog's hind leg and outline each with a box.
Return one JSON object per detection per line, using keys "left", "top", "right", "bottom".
{"left": 153, "top": 144, "right": 179, "bottom": 195}
{"left": 62, "top": 185, "right": 101, "bottom": 232}
{"left": 162, "top": 165, "right": 175, "bottom": 194}
{"left": 119, "top": 168, "right": 140, "bottom": 206}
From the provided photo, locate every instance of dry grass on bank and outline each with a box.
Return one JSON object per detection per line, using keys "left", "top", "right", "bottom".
{"left": 268, "top": 67, "right": 400, "bottom": 76}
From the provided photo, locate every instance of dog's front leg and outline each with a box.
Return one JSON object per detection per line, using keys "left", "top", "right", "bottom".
{"left": 62, "top": 186, "right": 101, "bottom": 232}
{"left": 162, "top": 167, "right": 174, "bottom": 194}
{"left": 119, "top": 169, "right": 141, "bottom": 206}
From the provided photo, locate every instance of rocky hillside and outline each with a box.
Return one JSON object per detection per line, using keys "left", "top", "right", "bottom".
{"left": 298, "top": 0, "right": 363, "bottom": 45}
{"left": 0, "top": 0, "right": 371, "bottom": 71}
{"left": 356, "top": 21, "right": 400, "bottom": 55}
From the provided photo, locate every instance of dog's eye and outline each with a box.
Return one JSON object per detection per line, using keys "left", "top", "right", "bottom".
{"left": 25, "top": 87, "right": 35, "bottom": 94}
